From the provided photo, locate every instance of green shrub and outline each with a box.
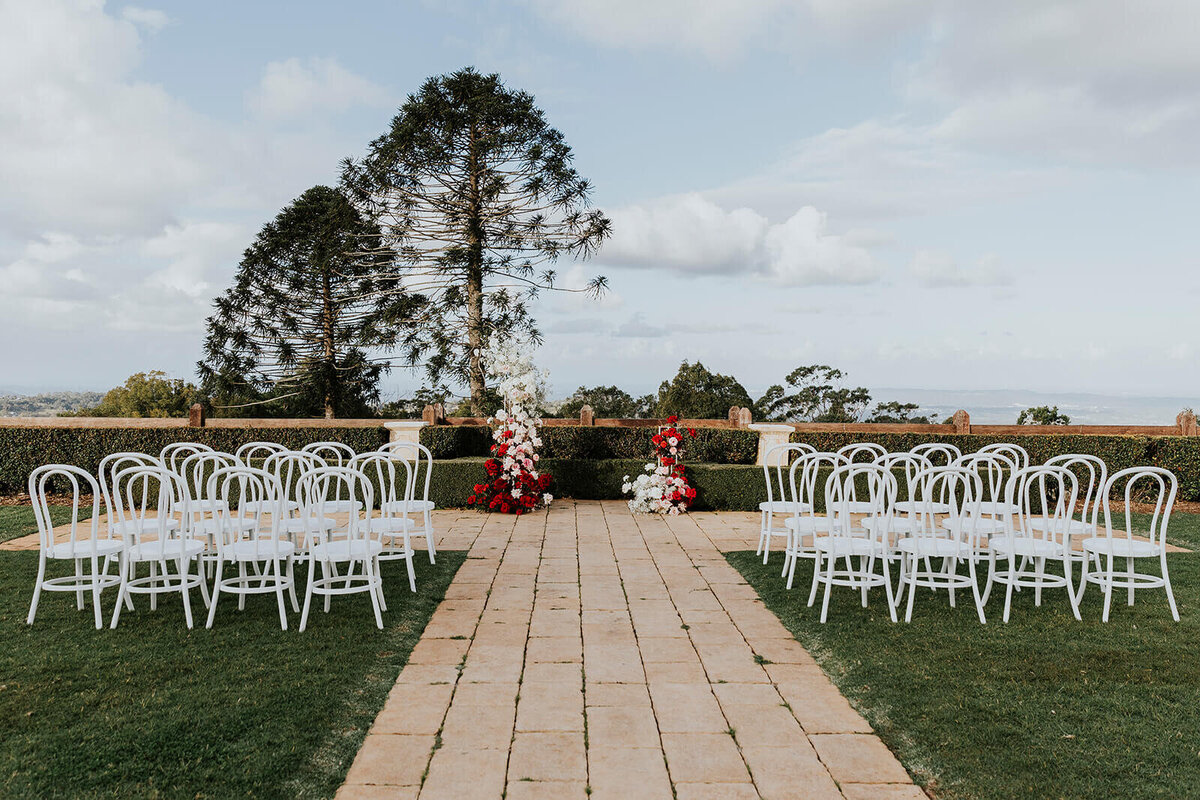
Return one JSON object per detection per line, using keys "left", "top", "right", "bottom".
{"left": 419, "top": 425, "right": 758, "bottom": 463}
{"left": 0, "top": 427, "right": 388, "bottom": 493}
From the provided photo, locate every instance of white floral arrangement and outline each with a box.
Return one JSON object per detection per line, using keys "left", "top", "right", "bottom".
{"left": 622, "top": 463, "right": 691, "bottom": 516}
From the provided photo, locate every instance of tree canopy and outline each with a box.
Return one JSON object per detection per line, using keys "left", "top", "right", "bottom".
{"left": 558, "top": 385, "right": 653, "bottom": 419}
{"left": 1017, "top": 405, "right": 1071, "bottom": 425}
{"left": 198, "top": 185, "right": 410, "bottom": 418}
{"left": 75, "top": 372, "right": 203, "bottom": 418}
{"left": 655, "top": 361, "right": 753, "bottom": 419}
{"left": 341, "top": 67, "right": 611, "bottom": 414}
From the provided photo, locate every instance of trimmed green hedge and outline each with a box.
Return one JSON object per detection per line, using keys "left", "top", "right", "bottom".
{"left": 420, "top": 425, "right": 758, "bottom": 464}
{"left": 0, "top": 427, "right": 388, "bottom": 493}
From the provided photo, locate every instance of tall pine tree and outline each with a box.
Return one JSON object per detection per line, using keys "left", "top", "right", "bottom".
{"left": 341, "top": 67, "right": 611, "bottom": 415}
{"left": 198, "top": 185, "right": 411, "bottom": 418}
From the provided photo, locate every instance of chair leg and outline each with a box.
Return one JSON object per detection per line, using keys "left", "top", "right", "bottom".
{"left": 179, "top": 557, "right": 194, "bottom": 630}
{"left": 1002, "top": 552, "right": 1016, "bottom": 623}
{"left": 880, "top": 554, "right": 897, "bottom": 623}
{"left": 1033, "top": 556, "right": 1046, "bottom": 607}
{"left": 1102, "top": 553, "right": 1114, "bottom": 623}
{"left": 206, "top": 560, "right": 224, "bottom": 629}
{"left": 27, "top": 555, "right": 46, "bottom": 625}
{"left": 1127, "top": 556, "right": 1136, "bottom": 606}
{"left": 75, "top": 558, "right": 85, "bottom": 610}
{"left": 1162, "top": 555, "right": 1180, "bottom": 622}
{"left": 274, "top": 560, "right": 288, "bottom": 631}
{"left": 238, "top": 562, "right": 247, "bottom": 611}
{"left": 819, "top": 557, "right": 834, "bottom": 623}
{"left": 299, "top": 560, "right": 315, "bottom": 632}
{"left": 905, "top": 558, "right": 918, "bottom": 623}
{"left": 287, "top": 558, "right": 300, "bottom": 612}
{"left": 111, "top": 558, "right": 131, "bottom": 629}
{"left": 806, "top": 551, "right": 821, "bottom": 607}
{"left": 424, "top": 511, "right": 436, "bottom": 564}
{"left": 321, "top": 561, "right": 332, "bottom": 613}
{"left": 149, "top": 560, "right": 159, "bottom": 611}
{"left": 368, "top": 560, "right": 384, "bottom": 630}
{"left": 406, "top": 552, "right": 417, "bottom": 593}
{"left": 969, "top": 558, "right": 987, "bottom": 624}
{"left": 90, "top": 555, "right": 103, "bottom": 630}
{"left": 1063, "top": 554, "right": 1081, "bottom": 622}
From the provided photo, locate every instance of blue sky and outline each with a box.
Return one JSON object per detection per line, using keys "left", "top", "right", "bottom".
{"left": 1, "top": 0, "right": 1198, "bottom": 406}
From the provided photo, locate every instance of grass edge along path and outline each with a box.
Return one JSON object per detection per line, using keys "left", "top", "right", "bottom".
{"left": 0, "top": 538, "right": 466, "bottom": 800}
{"left": 728, "top": 512, "right": 1200, "bottom": 800}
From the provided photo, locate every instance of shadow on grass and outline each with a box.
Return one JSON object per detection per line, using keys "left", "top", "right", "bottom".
{"left": 729, "top": 516, "right": 1200, "bottom": 800}
{"left": 1, "top": 549, "right": 466, "bottom": 799}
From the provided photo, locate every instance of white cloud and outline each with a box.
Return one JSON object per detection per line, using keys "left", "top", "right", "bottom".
{"left": 909, "top": 250, "right": 1011, "bottom": 288}
{"left": 601, "top": 193, "right": 878, "bottom": 286}
{"left": 120, "top": 6, "right": 168, "bottom": 32}
{"left": 247, "top": 57, "right": 391, "bottom": 119}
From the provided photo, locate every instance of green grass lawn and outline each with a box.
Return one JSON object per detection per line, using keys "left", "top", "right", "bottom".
{"left": 0, "top": 517, "right": 465, "bottom": 799}
{"left": 729, "top": 512, "right": 1200, "bottom": 800}
{"left": 0, "top": 503, "right": 94, "bottom": 543}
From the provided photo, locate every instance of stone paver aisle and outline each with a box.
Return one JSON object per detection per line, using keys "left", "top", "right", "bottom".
{"left": 336, "top": 500, "right": 922, "bottom": 800}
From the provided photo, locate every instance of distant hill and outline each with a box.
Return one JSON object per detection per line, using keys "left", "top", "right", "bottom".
{"left": 0, "top": 391, "right": 105, "bottom": 417}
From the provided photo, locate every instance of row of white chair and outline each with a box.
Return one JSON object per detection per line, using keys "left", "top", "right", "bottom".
{"left": 26, "top": 441, "right": 438, "bottom": 632}
{"left": 756, "top": 443, "right": 1178, "bottom": 624}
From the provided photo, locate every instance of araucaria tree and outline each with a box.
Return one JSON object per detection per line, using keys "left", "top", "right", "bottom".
{"left": 198, "top": 185, "right": 408, "bottom": 418}
{"left": 341, "top": 67, "right": 612, "bottom": 415}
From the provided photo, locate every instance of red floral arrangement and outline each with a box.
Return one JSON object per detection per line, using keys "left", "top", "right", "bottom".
{"left": 466, "top": 407, "right": 552, "bottom": 516}
{"left": 622, "top": 415, "right": 699, "bottom": 515}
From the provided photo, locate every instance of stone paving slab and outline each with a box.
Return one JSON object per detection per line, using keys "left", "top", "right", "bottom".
{"left": 333, "top": 500, "right": 920, "bottom": 799}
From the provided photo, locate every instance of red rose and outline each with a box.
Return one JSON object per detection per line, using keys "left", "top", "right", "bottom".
{"left": 666, "top": 415, "right": 678, "bottom": 424}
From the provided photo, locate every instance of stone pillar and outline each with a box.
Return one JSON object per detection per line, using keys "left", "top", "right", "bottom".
{"left": 748, "top": 423, "right": 794, "bottom": 466}
{"left": 737, "top": 407, "right": 753, "bottom": 428}
{"left": 188, "top": 403, "right": 205, "bottom": 427}
{"left": 728, "top": 406, "right": 741, "bottom": 424}
{"left": 385, "top": 420, "right": 429, "bottom": 447}
{"left": 952, "top": 409, "right": 970, "bottom": 435}
{"left": 1177, "top": 410, "right": 1199, "bottom": 436}
{"left": 579, "top": 404, "right": 595, "bottom": 426}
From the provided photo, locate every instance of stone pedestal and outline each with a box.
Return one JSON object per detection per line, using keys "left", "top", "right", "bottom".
{"left": 385, "top": 420, "right": 429, "bottom": 447}
{"left": 748, "top": 423, "right": 794, "bottom": 466}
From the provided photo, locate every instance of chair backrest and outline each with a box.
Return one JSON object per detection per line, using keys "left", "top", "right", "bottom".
{"left": 910, "top": 443, "right": 961, "bottom": 467}
{"left": 352, "top": 452, "right": 416, "bottom": 521}
{"left": 978, "top": 442, "right": 1029, "bottom": 470}
{"left": 1045, "top": 454, "right": 1107, "bottom": 531}
{"left": 761, "top": 442, "right": 816, "bottom": 505}
{"left": 263, "top": 450, "right": 327, "bottom": 506}
{"left": 875, "top": 452, "right": 932, "bottom": 504}
{"left": 98, "top": 452, "right": 160, "bottom": 533}
{"left": 1102, "top": 466, "right": 1177, "bottom": 552}
{"left": 110, "top": 464, "right": 191, "bottom": 555}
{"left": 837, "top": 442, "right": 887, "bottom": 463}
{"left": 235, "top": 441, "right": 288, "bottom": 463}
{"left": 1008, "top": 465, "right": 1079, "bottom": 544}
{"left": 28, "top": 464, "right": 102, "bottom": 554}
{"left": 178, "top": 451, "right": 242, "bottom": 508}
{"left": 208, "top": 465, "right": 287, "bottom": 559}
{"left": 824, "top": 462, "right": 896, "bottom": 542}
{"left": 160, "top": 442, "right": 214, "bottom": 474}
{"left": 300, "top": 441, "right": 356, "bottom": 467}
{"left": 297, "top": 466, "right": 377, "bottom": 550}
{"left": 378, "top": 441, "right": 435, "bottom": 502}
{"left": 906, "top": 466, "right": 985, "bottom": 550}
{"left": 955, "top": 451, "right": 1017, "bottom": 507}
{"left": 787, "top": 451, "right": 850, "bottom": 515}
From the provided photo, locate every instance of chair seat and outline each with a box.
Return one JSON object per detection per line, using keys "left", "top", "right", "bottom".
{"left": 110, "top": 518, "right": 180, "bottom": 536}
{"left": 1081, "top": 537, "right": 1160, "bottom": 558}
{"left": 1029, "top": 519, "right": 1094, "bottom": 535}
{"left": 191, "top": 517, "right": 259, "bottom": 535}
{"left": 382, "top": 499, "right": 434, "bottom": 514}
{"left": 941, "top": 517, "right": 1008, "bottom": 535}
{"left": 226, "top": 538, "right": 296, "bottom": 560}
{"left": 862, "top": 517, "right": 933, "bottom": 535}
{"left": 190, "top": 499, "right": 230, "bottom": 513}
{"left": 367, "top": 517, "right": 416, "bottom": 533}
{"left": 897, "top": 537, "right": 967, "bottom": 558}
{"left": 990, "top": 536, "right": 1065, "bottom": 558}
{"left": 893, "top": 501, "right": 952, "bottom": 515}
{"left": 321, "top": 500, "right": 363, "bottom": 514}
{"left": 128, "top": 538, "right": 206, "bottom": 560}
{"left": 49, "top": 539, "right": 125, "bottom": 559}
{"left": 759, "top": 500, "right": 813, "bottom": 514}
{"left": 812, "top": 536, "right": 886, "bottom": 557}
{"left": 282, "top": 516, "right": 338, "bottom": 534}
{"left": 978, "top": 501, "right": 1021, "bottom": 516}
{"left": 240, "top": 499, "right": 301, "bottom": 515}
{"left": 784, "top": 516, "right": 834, "bottom": 532}
{"left": 310, "top": 540, "right": 384, "bottom": 561}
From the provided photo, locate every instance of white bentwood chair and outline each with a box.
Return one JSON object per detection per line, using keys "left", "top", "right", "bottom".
{"left": 1079, "top": 467, "right": 1179, "bottom": 622}
{"left": 99, "top": 452, "right": 181, "bottom": 539}
{"left": 27, "top": 465, "right": 124, "bottom": 629}
{"left": 353, "top": 452, "right": 418, "bottom": 592}
{"left": 812, "top": 462, "right": 898, "bottom": 623}
{"left": 235, "top": 441, "right": 289, "bottom": 463}
{"left": 160, "top": 442, "right": 214, "bottom": 474}
{"left": 379, "top": 441, "right": 438, "bottom": 563}
{"left": 782, "top": 451, "right": 848, "bottom": 590}
{"left": 837, "top": 442, "right": 887, "bottom": 463}
{"left": 894, "top": 466, "right": 987, "bottom": 623}
{"left": 205, "top": 465, "right": 299, "bottom": 630}
{"left": 757, "top": 442, "right": 816, "bottom": 564}
{"left": 109, "top": 465, "right": 209, "bottom": 629}
{"left": 297, "top": 466, "right": 385, "bottom": 631}
{"left": 984, "top": 464, "right": 1082, "bottom": 623}
{"left": 910, "top": 443, "right": 961, "bottom": 467}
